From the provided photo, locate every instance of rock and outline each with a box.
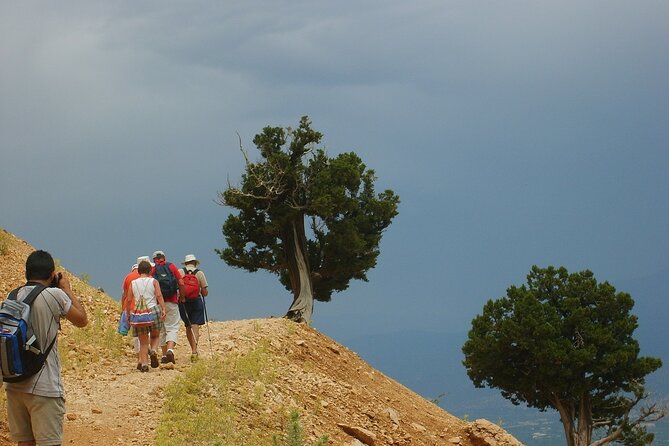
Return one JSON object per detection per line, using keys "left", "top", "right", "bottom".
{"left": 449, "top": 436, "right": 462, "bottom": 444}
{"left": 411, "top": 422, "right": 426, "bottom": 432}
{"left": 66, "top": 413, "right": 77, "bottom": 421}
{"left": 386, "top": 407, "right": 400, "bottom": 425}
{"left": 466, "top": 419, "right": 524, "bottom": 446}
{"left": 91, "top": 408, "right": 103, "bottom": 414}
{"left": 338, "top": 423, "right": 377, "bottom": 446}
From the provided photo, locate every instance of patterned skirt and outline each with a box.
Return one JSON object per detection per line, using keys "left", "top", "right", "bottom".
{"left": 131, "top": 307, "right": 163, "bottom": 336}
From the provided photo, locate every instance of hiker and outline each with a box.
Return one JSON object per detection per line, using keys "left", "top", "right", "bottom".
{"left": 121, "top": 256, "right": 152, "bottom": 307}
{"left": 126, "top": 260, "right": 166, "bottom": 372}
{"left": 121, "top": 256, "right": 152, "bottom": 355}
{"left": 3, "top": 250, "right": 87, "bottom": 446}
{"left": 151, "top": 250, "right": 185, "bottom": 365}
{"left": 178, "top": 254, "right": 209, "bottom": 361}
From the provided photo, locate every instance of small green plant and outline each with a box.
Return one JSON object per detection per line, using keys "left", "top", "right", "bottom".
{"left": 235, "top": 339, "right": 271, "bottom": 380}
{"left": 429, "top": 392, "right": 447, "bottom": 406}
{"left": 273, "top": 410, "right": 329, "bottom": 446}
{"left": 285, "top": 318, "right": 297, "bottom": 335}
{"left": 0, "top": 231, "right": 9, "bottom": 255}
{"left": 79, "top": 272, "right": 91, "bottom": 284}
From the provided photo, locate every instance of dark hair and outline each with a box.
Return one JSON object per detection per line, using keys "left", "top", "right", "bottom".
{"left": 26, "top": 250, "right": 55, "bottom": 281}
{"left": 138, "top": 260, "right": 152, "bottom": 275}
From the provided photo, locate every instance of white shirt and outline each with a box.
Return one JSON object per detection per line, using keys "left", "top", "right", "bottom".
{"left": 131, "top": 276, "right": 159, "bottom": 309}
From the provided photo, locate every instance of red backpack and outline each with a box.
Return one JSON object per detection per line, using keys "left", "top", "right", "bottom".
{"left": 182, "top": 269, "right": 201, "bottom": 299}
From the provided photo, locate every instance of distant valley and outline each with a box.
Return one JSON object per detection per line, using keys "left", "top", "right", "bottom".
{"left": 343, "top": 268, "right": 669, "bottom": 445}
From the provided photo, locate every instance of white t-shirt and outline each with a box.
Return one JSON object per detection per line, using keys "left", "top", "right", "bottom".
{"left": 4, "top": 285, "right": 72, "bottom": 398}
{"left": 131, "top": 276, "right": 159, "bottom": 308}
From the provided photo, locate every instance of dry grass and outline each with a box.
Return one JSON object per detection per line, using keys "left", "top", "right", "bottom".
{"left": 0, "top": 232, "right": 9, "bottom": 256}
{"left": 155, "top": 340, "right": 329, "bottom": 446}
{"left": 155, "top": 341, "right": 280, "bottom": 446}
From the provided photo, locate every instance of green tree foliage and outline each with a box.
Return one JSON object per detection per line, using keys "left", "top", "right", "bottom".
{"left": 218, "top": 116, "right": 399, "bottom": 323}
{"left": 462, "top": 266, "right": 664, "bottom": 446}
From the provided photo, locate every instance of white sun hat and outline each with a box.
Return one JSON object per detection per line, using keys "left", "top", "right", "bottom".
{"left": 136, "top": 255, "right": 154, "bottom": 267}
{"left": 182, "top": 254, "right": 200, "bottom": 265}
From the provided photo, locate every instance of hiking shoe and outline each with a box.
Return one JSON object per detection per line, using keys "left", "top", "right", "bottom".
{"left": 166, "top": 350, "right": 175, "bottom": 364}
{"left": 140, "top": 365, "right": 149, "bottom": 373}
{"left": 190, "top": 353, "right": 199, "bottom": 363}
{"left": 136, "top": 363, "right": 142, "bottom": 371}
{"left": 149, "top": 350, "right": 159, "bottom": 368}
{"left": 160, "top": 356, "right": 169, "bottom": 364}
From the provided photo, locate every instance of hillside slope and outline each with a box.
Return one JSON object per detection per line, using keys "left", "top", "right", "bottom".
{"left": 0, "top": 229, "right": 521, "bottom": 446}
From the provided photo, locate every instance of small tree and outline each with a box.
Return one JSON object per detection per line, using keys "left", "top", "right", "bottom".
{"left": 462, "top": 266, "right": 664, "bottom": 446}
{"left": 218, "top": 116, "right": 399, "bottom": 324}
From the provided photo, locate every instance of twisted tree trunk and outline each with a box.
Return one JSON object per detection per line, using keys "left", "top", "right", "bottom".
{"left": 283, "top": 215, "right": 314, "bottom": 324}
{"left": 554, "top": 394, "right": 594, "bottom": 446}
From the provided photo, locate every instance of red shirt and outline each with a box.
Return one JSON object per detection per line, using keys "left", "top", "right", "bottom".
{"left": 121, "top": 270, "right": 140, "bottom": 310}
{"left": 151, "top": 260, "right": 182, "bottom": 303}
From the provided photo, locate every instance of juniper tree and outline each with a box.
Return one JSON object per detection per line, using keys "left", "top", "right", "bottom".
{"left": 217, "top": 116, "right": 399, "bottom": 324}
{"left": 462, "top": 266, "right": 664, "bottom": 446}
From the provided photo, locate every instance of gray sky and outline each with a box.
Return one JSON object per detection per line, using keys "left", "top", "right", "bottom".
{"left": 2, "top": 1, "right": 668, "bottom": 342}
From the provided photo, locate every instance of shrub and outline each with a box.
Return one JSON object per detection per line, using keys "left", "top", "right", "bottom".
{"left": 0, "top": 231, "right": 9, "bottom": 256}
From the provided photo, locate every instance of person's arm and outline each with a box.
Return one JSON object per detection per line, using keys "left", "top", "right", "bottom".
{"left": 173, "top": 264, "right": 186, "bottom": 303}
{"left": 125, "top": 281, "right": 135, "bottom": 320}
{"left": 121, "top": 281, "right": 130, "bottom": 311}
{"left": 58, "top": 275, "right": 87, "bottom": 327}
{"left": 153, "top": 280, "right": 166, "bottom": 320}
{"left": 198, "top": 271, "right": 209, "bottom": 297}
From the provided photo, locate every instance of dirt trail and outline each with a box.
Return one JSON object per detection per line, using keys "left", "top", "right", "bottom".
{"left": 61, "top": 320, "right": 256, "bottom": 445}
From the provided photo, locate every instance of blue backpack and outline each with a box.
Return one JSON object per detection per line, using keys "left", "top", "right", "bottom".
{"left": 153, "top": 262, "right": 178, "bottom": 298}
{"left": 0, "top": 284, "right": 57, "bottom": 383}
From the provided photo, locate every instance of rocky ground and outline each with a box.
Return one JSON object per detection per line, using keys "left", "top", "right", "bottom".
{"left": 0, "top": 229, "right": 522, "bottom": 445}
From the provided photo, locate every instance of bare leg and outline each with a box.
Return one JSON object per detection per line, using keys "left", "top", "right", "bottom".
{"left": 185, "top": 326, "right": 199, "bottom": 354}
{"left": 138, "top": 333, "right": 149, "bottom": 366}
{"left": 150, "top": 330, "right": 160, "bottom": 353}
{"left": 191, "top": 325, "right": 200, "bottom": 353}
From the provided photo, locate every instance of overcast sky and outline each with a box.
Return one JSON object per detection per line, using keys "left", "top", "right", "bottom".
{"left": 2, "top": 1, "right": 668, "bottom": 342}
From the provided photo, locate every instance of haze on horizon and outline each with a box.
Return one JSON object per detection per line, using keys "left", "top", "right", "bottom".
{"left": 1, "top": 1, "right": 667, "bottom": 342}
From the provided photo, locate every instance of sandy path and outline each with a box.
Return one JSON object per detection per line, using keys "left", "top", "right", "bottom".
{"left": 61, "top": 320, "right": 255, "bottom": 445}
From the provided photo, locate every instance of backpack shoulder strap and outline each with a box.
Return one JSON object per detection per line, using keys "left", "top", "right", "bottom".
{"left": 7, "top": 287, "right": 20, "bottom": 301}
{"left": 8, "top": 284, "right": 46, "bottom": 306}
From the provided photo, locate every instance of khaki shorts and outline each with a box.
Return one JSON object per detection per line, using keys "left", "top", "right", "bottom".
{"left": 160, "top": 301, "right": 180, "bottom": 346}
{"left": 6, "top": 390, "right": 65, "bottom": 446}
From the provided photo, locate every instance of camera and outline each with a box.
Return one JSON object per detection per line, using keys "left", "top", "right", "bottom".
{"left": 51, "top": 272, "right": 63, "bottom": 287}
